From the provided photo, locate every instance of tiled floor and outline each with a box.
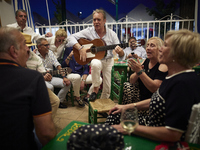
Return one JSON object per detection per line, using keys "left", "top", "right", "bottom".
{"left": 53, "top": 90, "right": 118, "bottom": 135}
{"left": 53, "top": 99, "right": 89, "bottom": 134}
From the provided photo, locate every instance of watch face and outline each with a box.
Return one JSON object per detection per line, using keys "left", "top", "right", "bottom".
{"left": 137, "top": 69, "right": 144, "bottom": 76}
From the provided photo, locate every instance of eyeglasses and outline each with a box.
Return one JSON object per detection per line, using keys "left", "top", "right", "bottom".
{"left": 42, "top": 44, "right": 50, "bottom": 47}
{"left": 58, "top": 39, "right": 65, "bottom": 42}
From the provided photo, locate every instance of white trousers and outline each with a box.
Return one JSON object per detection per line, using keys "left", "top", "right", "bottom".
{"left": 45, "top": 77, "right": 71, "bottom": 103}
{"left": 67, "top": 73, "right": 102, "bottom": 97}
{"left": 90, "top": 58, "right": 114, "bottom": 99}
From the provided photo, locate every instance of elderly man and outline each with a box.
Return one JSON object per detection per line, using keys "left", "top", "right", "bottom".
{"left": 7, "top": 9, "right": 52, "bottom": 41}
{"left": 115, "top": 36, "right": 147, "bottom": 60}
{"left": 0, "top": 27, "right": 56, "bottom": 149}
{"left": 36, "top": 38, "right": 71, "bottom": 108}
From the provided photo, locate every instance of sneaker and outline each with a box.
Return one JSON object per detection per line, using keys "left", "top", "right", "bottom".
{"left": 76, "top": 98, "right": 85, "bottom": 107}
{"left": 89, "top": 92, "right": 97, "bottom": 101}
{"left": 83, "top": 97, "right": 89, "bottom": 105}
{"left": 59, "top": 102, "right": 67, "bottom": 108}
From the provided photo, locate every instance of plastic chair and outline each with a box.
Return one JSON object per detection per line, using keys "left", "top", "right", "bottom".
{"left": 185, "top": 102, "right": 200, "bottom": 144}
{"left": 88, "top": 67, "right": 125, "bottom": 124}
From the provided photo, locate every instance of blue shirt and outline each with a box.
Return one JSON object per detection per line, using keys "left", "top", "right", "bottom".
{"left": 61, "top": 47, "right": 89, "bottom": 76}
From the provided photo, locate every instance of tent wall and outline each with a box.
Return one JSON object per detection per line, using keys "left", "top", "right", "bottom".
{"left": 0, "top": 0, "right": 15, "bottom": 26}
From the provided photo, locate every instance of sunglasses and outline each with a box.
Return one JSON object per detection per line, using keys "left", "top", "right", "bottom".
{"left": 58, "top": 39, "right": 65, "bottom": 42}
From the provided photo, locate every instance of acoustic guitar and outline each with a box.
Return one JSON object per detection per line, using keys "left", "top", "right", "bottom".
{"left": 73, "top": 38, "right": 145, "bottom": 65}
{"left": 42, "top": 67, "right": 72, "bottom": 77}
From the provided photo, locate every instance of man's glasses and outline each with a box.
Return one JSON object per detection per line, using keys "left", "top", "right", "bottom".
{"left": 42, "top": 44, "right": 50, "bottom": 47}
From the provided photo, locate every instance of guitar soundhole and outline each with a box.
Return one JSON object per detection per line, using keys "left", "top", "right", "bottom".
{"left": 90, "top": 46, "right": 97, "bottom": 54}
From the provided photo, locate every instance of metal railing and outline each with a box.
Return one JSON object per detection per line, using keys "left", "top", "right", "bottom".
{"left": 35, "top": 14, "right": 195, "bottom": 43}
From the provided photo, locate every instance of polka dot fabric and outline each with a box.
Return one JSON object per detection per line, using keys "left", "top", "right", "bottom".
{"left": 67, "top": 124, "right": 124, "bottom": 150}
{"left": 139, "top": 91, "right": 166, "bottom": 126}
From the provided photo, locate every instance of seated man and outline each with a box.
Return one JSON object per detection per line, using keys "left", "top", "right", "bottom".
{"left": 25, "top": 33, "right": 59, "bottom": 118}
{"left": 0, "top": 27, "right": 56, "bottom": 149}
{"left": 7, "top": 9, "right": 52, "bottom": 40}
{"left": 61, "top": 46, "right": 102, "bottom": 106}
{"left": 115, "top": 37, "right": 146, "bottom": 60}
{"left": 36, "top": 38, "right": 71, "bottom": 108}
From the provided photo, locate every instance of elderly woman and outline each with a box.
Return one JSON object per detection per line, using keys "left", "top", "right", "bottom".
{"left": 122, "top": 37, "right": 168, "bottom": 104}
{"left": 109, "top": 29, "right": 200, "bottom": 142}
{"left": 46, "top": 28, "right": 68, "bottom": 60}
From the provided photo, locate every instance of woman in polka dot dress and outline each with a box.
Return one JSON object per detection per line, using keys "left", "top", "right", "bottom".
{"left": 107, "top": 29, "right": 200, "bottom": 142}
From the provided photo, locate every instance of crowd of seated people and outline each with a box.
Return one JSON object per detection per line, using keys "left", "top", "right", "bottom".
{"left": 2, "top": 8, "right": 200, "bottom": 149}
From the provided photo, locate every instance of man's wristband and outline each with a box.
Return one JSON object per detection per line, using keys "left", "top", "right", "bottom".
{"left": 137, "top": 69, "right": 145, "bottom": 76}
{"left": 78, "top": 46, "right": 83, "bottom": 51}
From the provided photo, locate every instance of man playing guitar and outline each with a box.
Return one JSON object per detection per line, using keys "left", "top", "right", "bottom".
{"left": 67, "top": 9, "right": 121, "bottom": 101}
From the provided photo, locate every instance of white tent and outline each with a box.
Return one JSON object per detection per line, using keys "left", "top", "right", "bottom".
{"left": 125, "top": 3, "right": 154, "bottom": 21}
{"left": 0, "top": 0, "right": 15, "bottom": 27}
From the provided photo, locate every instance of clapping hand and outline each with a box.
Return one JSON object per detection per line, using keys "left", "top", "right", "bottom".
{"left": 128, "top": 58, "right": 143, "bottom": 73}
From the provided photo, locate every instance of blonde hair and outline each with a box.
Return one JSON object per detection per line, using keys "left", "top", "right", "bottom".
{"left": 147, "top": 37, "right": 164, "bottom": 49}
{"left": 55, "top": 29, "right": 67, "bottom": 38}
{"left": 93, "top": 9, "right": 106, "bottom": 19}
{"left": 165, "top": 29, "right": 200, "bottom": 68}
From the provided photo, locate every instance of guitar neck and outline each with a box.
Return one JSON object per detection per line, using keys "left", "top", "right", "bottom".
{"left": 42, "top": 70, "right": 60, "bottom": 76}
{"left": 96, "top": 43, "right": 128, "bottom": 52}
{"left": 42, "top": 67, "right": 72, "bottom": 76}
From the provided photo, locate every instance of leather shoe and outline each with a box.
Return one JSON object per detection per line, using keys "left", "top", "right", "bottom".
{"left": 89, "top": 92, "right": 97, "bottom": 101}
{"left": 76, "top": 98, "right": 85, "bottom": 107}
{"left": 59, "top": 102, "right": 67, "bottom": 108}
{"left": 83, "top": 97, "right": 89, "bottom": 105}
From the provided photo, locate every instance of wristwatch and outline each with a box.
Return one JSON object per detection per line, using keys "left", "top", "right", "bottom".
{"left": 82, "top": 79, "right": 86, "bottom": 82}
{"left": 137, "top": 69, "right": 145, "bottom": 76}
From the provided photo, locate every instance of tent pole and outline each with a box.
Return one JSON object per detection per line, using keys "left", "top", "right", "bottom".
{"left": 116, "top": 0, "right": 118, "bottom": 22}
{"left": 45, "top": 0, "right": 51, "bottom": 32}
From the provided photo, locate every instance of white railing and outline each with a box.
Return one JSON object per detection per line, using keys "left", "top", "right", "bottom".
{"left": 35, "top": 14, "right": 195, "bottom": 43}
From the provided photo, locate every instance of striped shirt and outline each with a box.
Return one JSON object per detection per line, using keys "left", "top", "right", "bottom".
{"left": 26, "top": 51, "right": 46, "bottom": 73}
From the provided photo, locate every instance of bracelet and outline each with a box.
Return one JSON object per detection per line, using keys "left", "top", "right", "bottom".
{"left": 133, "top": 103, "right": 137, "bottom": 108}
{"left": 137, "top": 69, "right": 145, "bottom": 76}
{"left": 78, "top": 46, "right": 83, "bottom": 51}
{"left": 67, "top": 57, "right": 71, "bottom": 60}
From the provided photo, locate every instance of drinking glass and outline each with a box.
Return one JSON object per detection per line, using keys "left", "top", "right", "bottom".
{"left": 121, "top": 107, "right": 138, "bottom": 150}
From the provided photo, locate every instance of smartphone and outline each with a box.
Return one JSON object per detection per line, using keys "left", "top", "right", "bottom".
{"left": 131, "top": 52, "right": 135, "bottom": 55}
